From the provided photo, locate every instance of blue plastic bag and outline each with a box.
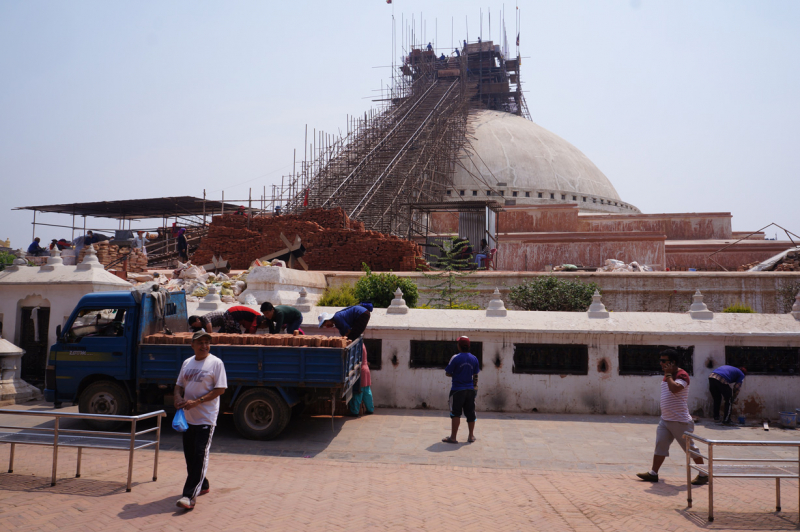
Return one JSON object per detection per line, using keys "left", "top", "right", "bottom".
{"left": 172, "top": 408, "right": 188, "bottom": 432}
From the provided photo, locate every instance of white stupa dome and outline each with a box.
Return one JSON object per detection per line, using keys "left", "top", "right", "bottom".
{"left": 448, "top": 110, "right": 639, "bottom": 213}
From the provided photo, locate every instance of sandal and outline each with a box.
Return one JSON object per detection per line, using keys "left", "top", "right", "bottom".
{"left": 442, "top": 436, "right": 458, "bottom": 444}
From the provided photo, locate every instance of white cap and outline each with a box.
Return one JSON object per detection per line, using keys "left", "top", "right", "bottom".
{"left": 318, "top": 312, "right": 334, "bottom": 328}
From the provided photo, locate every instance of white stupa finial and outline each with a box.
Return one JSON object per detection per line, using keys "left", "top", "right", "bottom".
{"left": 486, "top": 287, "right": 507, "bottom": 317}
{"left": 588, "top": 290, "right": 609, "bottom": 318}
{"left": 387, "top": 287, "right": 409, "bottom": 314}
{"left": 689, "top": 289, "right": 713, "bottom": 320}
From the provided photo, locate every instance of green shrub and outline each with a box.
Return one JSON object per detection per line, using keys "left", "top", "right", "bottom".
{"left": 354, "top": 263, "right": 418, "bottom": 308}
{"left": 0, "top": 251, "right": 14, "bottom": 272}
{"left": 508, "top": 276, "right": 600, "bottom": 312}
{"left": 317, "top": 284, "right": 358, "bottom": 307}
{"left": 723, "top": 302, "right": 756, "bottom": 313}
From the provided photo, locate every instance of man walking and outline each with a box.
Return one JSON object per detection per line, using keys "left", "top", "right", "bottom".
{"left": 637, "top": 349, "right": 707, "bottom": 485}
{"left": 442, "top": 336, "right": 479, "bottom": 444}
{"left": 708, "top": 365, "right": 746, "bottom": 424}
{"left": 174, "top": 331, "right": 228, "bottom": 510}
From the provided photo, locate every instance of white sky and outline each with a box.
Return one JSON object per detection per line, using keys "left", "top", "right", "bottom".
{"left": 1, "top": 1, "right": 798, "bottom": 248}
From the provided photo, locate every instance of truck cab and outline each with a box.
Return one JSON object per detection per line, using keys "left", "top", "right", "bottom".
{"left": 45, "top": 289, "right": 186, "bottom": 420}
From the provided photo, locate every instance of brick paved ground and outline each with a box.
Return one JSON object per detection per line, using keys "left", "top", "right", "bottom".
{"left": 1, "top": 404, "right": 798, "bottom": 531}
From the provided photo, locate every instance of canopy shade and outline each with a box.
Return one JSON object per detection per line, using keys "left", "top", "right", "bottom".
{"left": 15, "top": 196, "right": 243, "bottom": 220}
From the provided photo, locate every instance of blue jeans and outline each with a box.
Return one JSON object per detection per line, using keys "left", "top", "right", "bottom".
{"left": 348, "top": 386, "right": 373, "bottom": 415}
{"left": 475, "top": 254, "right": 487, "bottom": 267}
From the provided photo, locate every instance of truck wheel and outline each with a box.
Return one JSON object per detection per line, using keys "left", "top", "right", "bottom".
{"left": 79, "top": 381, "right": 131, "bottom": 430}
{"left": 233, "top": 389, "right": 290, "bottom": 440}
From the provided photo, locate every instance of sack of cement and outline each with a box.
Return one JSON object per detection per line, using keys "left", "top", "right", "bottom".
{"left": 233, "top": 280, "right": 246, "bottom": 296}
{"left": 179, "top": 265, "right": 204, "bottom": 279}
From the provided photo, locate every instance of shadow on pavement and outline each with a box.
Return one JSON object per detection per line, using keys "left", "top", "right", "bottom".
{"left": 677, "top": 508, "right": 799, "bottom": 530}
{"left": 0, "top": 472, "right": 132, "bottom": 496}
{"left": 119, "top": 495, "right": 193, "bottom": 519}
{"left": 426, "top": 441, "right": 465, "bottom": 453}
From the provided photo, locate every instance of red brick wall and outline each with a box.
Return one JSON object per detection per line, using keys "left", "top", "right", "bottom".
{"left": 193, "top": 208, "right": 424, "bottom": 271}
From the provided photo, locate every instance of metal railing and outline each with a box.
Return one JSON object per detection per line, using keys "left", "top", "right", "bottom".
{"left": 0, "top": 409, "right": 165, "bottom": 492}
{"left": 684, "top": 432, "right": 800, "bottom": 522}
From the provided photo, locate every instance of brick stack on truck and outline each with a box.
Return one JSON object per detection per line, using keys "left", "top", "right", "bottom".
{"left": 44, "top": 289, "right": 362, "bottom": 440}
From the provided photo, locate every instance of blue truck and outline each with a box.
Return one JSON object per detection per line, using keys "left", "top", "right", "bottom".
{"left": 44, "top": 289, "right": 362, "bottom": 440}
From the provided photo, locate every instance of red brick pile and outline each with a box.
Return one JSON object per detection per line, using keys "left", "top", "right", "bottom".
{"left": 192, "top": 207, "right": 426, "bottom": 271}
{"left": 143, "top": 332, "right": 350, "bottom": 347}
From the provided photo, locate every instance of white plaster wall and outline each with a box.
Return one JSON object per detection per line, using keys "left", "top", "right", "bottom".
{"left": 351, "top": 314, "right": 800, "bottom": 419}
{"left": 0, "top": 284, "right": 132, "bottom": 379}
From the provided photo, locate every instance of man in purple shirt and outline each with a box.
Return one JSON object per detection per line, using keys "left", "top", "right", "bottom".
{"left": 442, "top": 336, "right": 480, "bottom": 444}
{"left": 708, "top": 365, "right": 747, "bottom": 424}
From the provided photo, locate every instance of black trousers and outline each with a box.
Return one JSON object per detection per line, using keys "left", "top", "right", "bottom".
{"left": 708, "top": 378, "right": 733, "bottom": 422}
{"left": 182, "top": 423, "right": 215, "bottom": 499}
{"left": 346, "top": 311, "right": 371, "bottom": 341}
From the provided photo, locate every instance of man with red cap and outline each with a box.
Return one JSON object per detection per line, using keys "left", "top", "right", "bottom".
{"left": 442, "top": 336, "right": 480, "bottom": 444}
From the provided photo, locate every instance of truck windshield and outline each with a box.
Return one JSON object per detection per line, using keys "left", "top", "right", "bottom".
{"left": 66, "top": 308, "right": 127, "bottom": 342}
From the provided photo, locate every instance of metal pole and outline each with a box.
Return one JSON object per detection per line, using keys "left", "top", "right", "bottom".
{"left": 153, "top": 413, "right": 162, "bottom": 481}
{"left": 51, "top": 416, "right": 59, "bottom": 486}
{"left": 685, "top": 436, "right": 692, "bottom": 508}
{"left": 32, "top": 210, "right": 36, "bottom": 242}
{"left": 776, "top": 478, "right": 781, "bottom": 512}
{"left": 8, "top": 443, "right": 14, "bottom": 473}
{"left": 221, "top": 191, "right": 225, "bottom": 216}
{"left": 203, "top": 189, "right": 206, "bottom": 227}
{"left": 76, "top": 447, "right": 82, "bottom": 478}
{"left": 126, "top": 419, "right": 137, "bottom": 492}
{"left": 72, "top": 214, "right": 75, "bottom": 241}
{"left": 707, "top": 443, "right": 714, "bottom": 521}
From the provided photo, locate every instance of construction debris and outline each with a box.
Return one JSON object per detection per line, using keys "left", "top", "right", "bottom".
{"left": 740, "top": 248, "right": 800, "bottom": 272}
{"left": 596, "top": 259, "right": 654, "bottom": 273}
{"left": 192, "top": 208, "right": 426, "bottom": 271}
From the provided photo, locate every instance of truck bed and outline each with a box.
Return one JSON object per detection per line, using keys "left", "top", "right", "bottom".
{"left": 138, "top": 338, "right": 363, "bottom": 389}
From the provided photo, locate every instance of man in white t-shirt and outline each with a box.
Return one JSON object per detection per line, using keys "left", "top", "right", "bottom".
{"left": 637, "top": 349, "right": 707, "bottom": 485}
{"left": 174, "top": 330, "right": 227, "bottom": 510}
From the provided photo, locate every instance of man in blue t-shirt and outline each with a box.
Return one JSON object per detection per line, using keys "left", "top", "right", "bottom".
{"left": 442, "top": 336, "right": 480, "bottom": 444}
{"left": 708, "top": 365, "right": 747, "bottom": 424}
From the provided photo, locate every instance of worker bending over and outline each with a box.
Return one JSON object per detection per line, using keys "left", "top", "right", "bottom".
{"left": 260, "top": 302, "right": 304, "bottom": 334}
{"left": 317, "top": 304, "right": 371, "bottom": 341}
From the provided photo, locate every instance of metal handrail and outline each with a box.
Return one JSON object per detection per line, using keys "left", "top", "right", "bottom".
{"left": 0, "top": 409, "right": 165, "bottom": 422}
{"left": 0, "top": 409, "right": 165, "bottom": 492}
{"left": 683, "top": 431, "right": 800, "bottom": 522}
{"left": 685, "top": 433, "right": 800, "bottom": 446}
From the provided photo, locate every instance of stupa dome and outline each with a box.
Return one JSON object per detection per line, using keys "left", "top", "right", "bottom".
{"left": 448, "top": 110, "right": 639, "bottom": 213}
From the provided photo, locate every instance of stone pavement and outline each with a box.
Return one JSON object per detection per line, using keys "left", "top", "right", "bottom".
{"left": 0, "top": 403, "right": 798, "bottom": 531}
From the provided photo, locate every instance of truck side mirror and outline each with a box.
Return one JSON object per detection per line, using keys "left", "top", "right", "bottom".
{"left": 55, "top": 325, "right": 62, "bottom": 339}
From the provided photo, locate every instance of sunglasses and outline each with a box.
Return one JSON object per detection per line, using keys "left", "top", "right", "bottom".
{"left": 659, "top": 359, "right": 670, "bottom": 363}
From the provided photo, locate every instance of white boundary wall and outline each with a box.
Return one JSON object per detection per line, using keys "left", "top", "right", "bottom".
{"left": 306, "top": 308, "right": 800, "bottom": 419}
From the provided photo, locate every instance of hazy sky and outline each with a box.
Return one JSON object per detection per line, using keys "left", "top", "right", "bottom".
{"left": 1, "top": 1, "right": 798, "bottom": 249}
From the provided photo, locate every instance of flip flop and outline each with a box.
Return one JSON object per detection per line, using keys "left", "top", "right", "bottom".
{"left": 468, "top": 436, "right": 476, "bottom": 443}
{"left": 442, "top": 437, "right": 458, "bottom": 444}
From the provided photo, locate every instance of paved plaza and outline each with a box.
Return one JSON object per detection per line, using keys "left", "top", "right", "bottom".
{"left": 0, "top": 402, "right": 798, "bottom": 531}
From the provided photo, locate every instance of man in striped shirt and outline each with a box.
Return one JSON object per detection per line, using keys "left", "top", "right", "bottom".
{"left": 637, "top": 349, "right": 708, "bottom": 485}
